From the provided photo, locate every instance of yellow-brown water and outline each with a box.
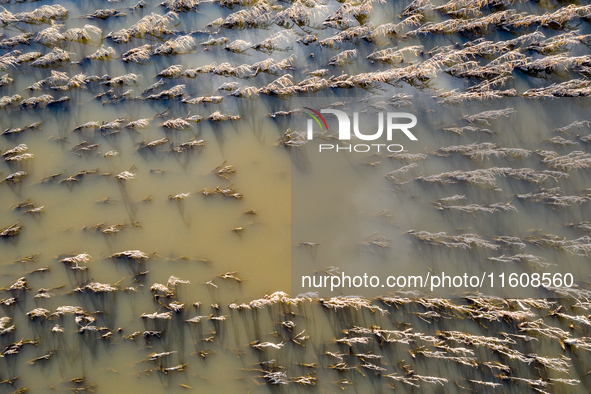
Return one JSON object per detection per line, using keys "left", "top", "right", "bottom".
{"left": 1, "top": 0, "right": 591, "bottom": 392}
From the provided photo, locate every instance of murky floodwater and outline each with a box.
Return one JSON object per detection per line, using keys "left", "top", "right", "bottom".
{"left": 292, "top": 97, "right": 591, "bottom": 298}
{"left": 1, "top": 0, "right": 591, "bottom": 392}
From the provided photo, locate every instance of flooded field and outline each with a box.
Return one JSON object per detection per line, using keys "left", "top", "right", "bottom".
{"left": 1, "top": 0, "right": 591, "bottom": 392}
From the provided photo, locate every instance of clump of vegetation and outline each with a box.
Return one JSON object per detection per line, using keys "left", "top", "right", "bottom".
{"left": 2, "top": 143, "right": 28, "bottom": 157}
{"left": 162, "top": 117, "right": 192, "bottom": 130}
{"left": 147, "top": 84, "right": 185, "bottom": 99}
{"left": 171, "top": 138, "right": 205, "bottom": 153}
{"left": 407, "top": 11, "right": 512, "bottom": 37}
{"left": 0, "top": 222, "right": 22, "bottom": 238}
{"left": 33, "top": 25, "right": 65, "bottom": 47}
{"left": 116, "top": 171, "right": 135, "bottom": 181}
{"left": 328, "top": 49, "right": 358, "bottom": 66}
{"left": 109, "top": 250, "right": 150, "bottom": 261}
{"left": 555, "top": 120, "right": 591, "bottom": 133}
{"left": 28, "top": 71, "right": 87, "bottom": 91}
{"left": 202, "top": 185, "right": 243, "bottom": 199}
{"left": 101, "top": 73, "right": 139, "bottom": 86}
{"left": 160, "top": 0, "right": 198, "bottom": 12}
{"left": 367, "top": 46, "right": 423, "bottom": 63}
{"left": 503, "top": 4, "right": 591, "bottom": 30}
{"left": 200, "top": 35, "right": 228, "bottom": 46}
{"left": 122, "top": 44, "right": 153, "bottom": 63}
{"left": 83, "top": 9, "right": 126, "bottom": 19}
{"left": 437, "top": 143, "right": 531, "bottom": 160}
{"left": 20, "top": 94, "right": 57, "bottom": 108}
{"left": 224, "top": 39, "right": 251, "bottom": 53}
{"left": 408, "top": 230, "right": 500, "bottom": 249}
{"left": 221, "top": 1, "right": 272, "bottom": 29}
{"left": 463, "top": 108, "right": 516, "bottom": 124}
{"left": 125, "top": 119, "right": 150, "bottom": 130}
{"left": 157, "top": 64, "right": 183, "bottom": 78}
{"left": 0, "top": 51, "right": 20, "bottom": 70}
{"left": 435, "top": 201, "right": 517, "bottom": 213}
{"left": 537, "top": 150, "right": 591, "bottom": 171}
{"left": 64, "top": 24, "right": 103, "bottom": 43}
{"left": 138, "top": 137, "right": 169, "bottom": 150}
{"left": 0, "top": 7, "right": 17, "bottom": 25}
{"left": 212, "top": 162, "right": 235, "bottom": 179}
{"left": 207, "top": 111, "right": 241, "bottom": 122}
{"left": 417, "top": 167, "right": 567, "bottom": 186}
{"left": 74, "top": 282, "right": 119, "bottom": 293}
{"left": 324, "top": 0, "right": 385, "bottom": 29}
{"left": 0, "top": 33, "right": 31, "bottom": 48}
{"left": 30, "top": 48, "right": 71, "bottom": 67}
{"left": 14, "top": 5, "right": 68, "bottom": 24}
{"left": 319, "top": 26, "right": 370, "bottom": 48}
{"left": 107, "top": 12, "right": 179, "bottom": 44}
{"left": 385, "top": 163, "right": 418, "bottom": 181}
{"left": 389, "top": 151, "right": 427, "bottom": 161}
{"left": 4, "top": 152, "right": 33, "bottom": 162}
{"left": 84, "top": 46, "right": 117, "bottom": 62}
{"left": 154, "top": 35, "right": 196, "bottom": 55}
{"left": 182, "top": 95, "right": 222, "bottom": 104}
{"left": 273, "top": 0, "right": 328, "bottom": 28}
{"left": 517, "top": 187, "right": 589, "bottom": 207}
{"left": 278, "top": 129, "right": 307, "bottom": 147}
{"left": 523, "top": 79, "right": 591, "bottom": 98}
{"left": 253, "top": 31, "right": 295, "bottom": 52}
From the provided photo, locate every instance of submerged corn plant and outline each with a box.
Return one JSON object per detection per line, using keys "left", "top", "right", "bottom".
{"left": 153, "top": 35, "right": 195, "bottom": 55}
{"left": 83, "top": 46, "right": 117, "bottom": 62}
{"left": 159, "top": 0, "right": 199, "bottom": 12}
{"left": 146, "top": 84, "right": 185, "bottom": 99}
{"left": 14, "top": 5, "right": 68, "bottom": 24}
{"left": 107, "top": 12, "right": 179, "bottom": 43}
{"left": 82, "top": 9, "right": 126, "bottom": 19}
{"left": 417, "top": 167, "right": 567, "bottom": 186}
{"left": 30, "top": 48, "right": 71, "bottom": 67}
{"left": 220, "top": 1, "right": 272, "bottom": 29}
{"left": 366, "top": 46, "right": 423, "bottom": 63}
{"left": 122, "top": 44, "right": 153, "bottom": 63}
{"left": 328, "top": 49, "right": 358, "bottom": 67}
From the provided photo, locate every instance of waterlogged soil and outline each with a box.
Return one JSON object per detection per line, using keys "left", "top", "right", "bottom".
{"left": 0, "top": 0, "right": 591, "bottom": 392}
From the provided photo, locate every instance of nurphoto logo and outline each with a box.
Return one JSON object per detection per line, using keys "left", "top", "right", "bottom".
{"left": 304, "top": 108, "right": 418, "bottom": 153}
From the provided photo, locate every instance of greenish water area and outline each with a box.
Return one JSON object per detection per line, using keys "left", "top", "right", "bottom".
{"left": 0, "top": 0, "right": 591, "bottom": 392}
{"left": 292, "top": 98, "right": 591, "bottom": 298}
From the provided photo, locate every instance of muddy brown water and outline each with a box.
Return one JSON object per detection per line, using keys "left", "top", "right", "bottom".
{"left": 1, "top": 0, "right": 591, "bottom": 392}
